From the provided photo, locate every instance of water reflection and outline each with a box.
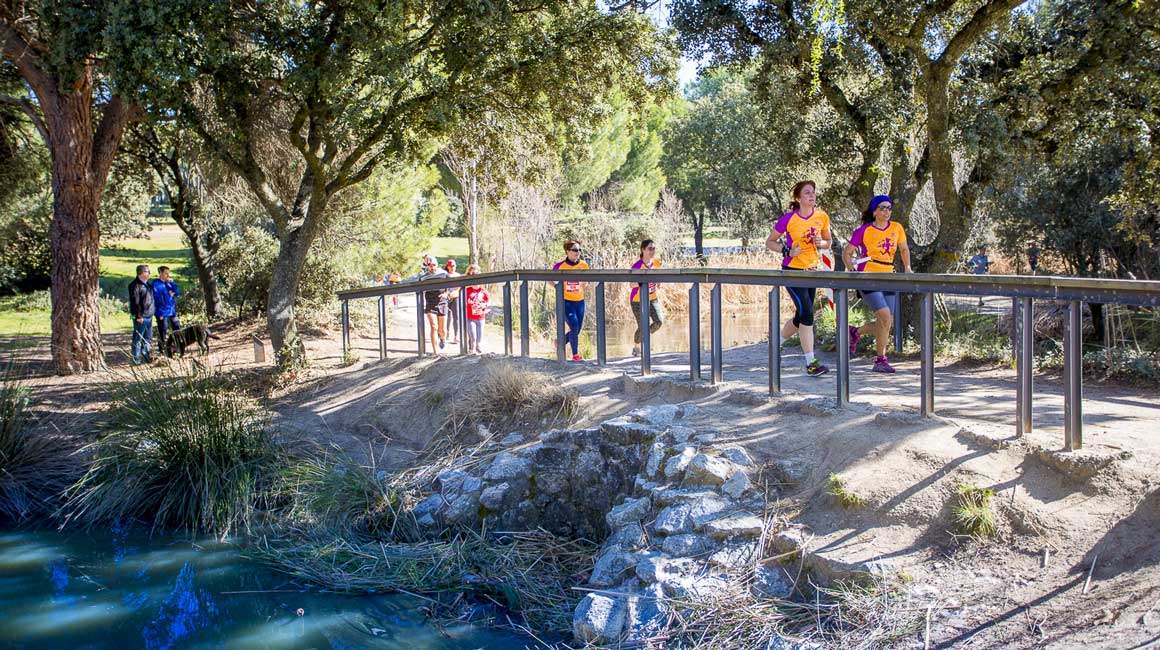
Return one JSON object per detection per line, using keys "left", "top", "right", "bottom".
{"left": 0, "top": 530, "right": 532, "bottom": 649}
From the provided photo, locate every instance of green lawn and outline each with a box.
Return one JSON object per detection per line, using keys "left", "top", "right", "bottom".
{"left": 430, "top": 237, "right": 469, "bottom": 270}
{"left": 0, "top": 221, "right": 192, "bottom": 337}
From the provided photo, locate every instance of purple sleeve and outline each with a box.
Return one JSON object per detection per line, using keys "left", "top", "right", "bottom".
{"left": 631, "top": 259, "right": 644, "bottom": 270}
{"left": 849, "top": 224, "right": 867, "bottom": 251}
{"left": 552, "top": 260, "right": 562, "bottom": 271}
{"left": 773, "top": 212, "right": 793, "bottom": 235}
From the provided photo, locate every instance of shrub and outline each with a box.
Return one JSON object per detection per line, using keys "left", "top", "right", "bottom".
{"left": 444, "top": 363, "right": 579, "bottom": 435}
{"left": 63, "top": 367, "right": 279, "bottom": 536}
{"left": 0, "top": 364, "right": 78, "bottom": 522}
{"left": 951, "top": 483, "right": 997, "bottom": 539}
{"left": 276, "top": 448, "right": 410, "bottom": 537}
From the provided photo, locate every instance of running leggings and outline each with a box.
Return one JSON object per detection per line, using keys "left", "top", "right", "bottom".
{"left": 563, "top": 299, "right": 585, "bottom": 356}
{"left": 786, "top": 286, "right": 817, "bottom": 327}
{"left": 467, "top": 319, "right": 483, "bottom": 351}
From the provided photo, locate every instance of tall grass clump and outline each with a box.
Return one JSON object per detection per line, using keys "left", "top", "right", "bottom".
{"left": 443, "top": 363, "right": 579, "bottom": 435}
{"left": 950, "top": 483, "right": 997, "bottom": 539}
{"left": 277, "top": 446, "right": 413, "bottom": 538}
{"left": 63, "top": 366, "right": 279, "bottom": 536}
{"left": 0, "top": 363, "right": 77, "bottom": 522}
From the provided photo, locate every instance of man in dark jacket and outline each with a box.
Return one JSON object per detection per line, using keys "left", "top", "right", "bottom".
{"left": 128, "top": 264, "right": 155, "bottom": 364}
{"left": 151, "top": 265, "right": 182, "bottom": 357}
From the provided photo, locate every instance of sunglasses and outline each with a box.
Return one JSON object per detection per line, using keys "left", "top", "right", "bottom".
{"left": 876, "top": 205, "right": 893, "bottom": 211}
{"left": 646, "top": 246, "right": 656, "bottom": 251}
{"left": 568, "top": 248, "right": 581, "bottom": 253}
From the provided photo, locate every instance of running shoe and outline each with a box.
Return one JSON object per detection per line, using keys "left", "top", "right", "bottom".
{"left": 572, "top": 354, "right": 582, "bottom": 362}
{"left": 806, "top": 359, "right": 829, "bottom": 376}
{"left": 438, "top": 337, "right": 445, "bottom": 350}
{"left": 631, "top": 345, "right": 640, "bottom": 357}
{"left": 872, "top": 356, "right": 896, "bottom": 373}
{"left": 848, "top": 325, "right": 861, "bottom": 357}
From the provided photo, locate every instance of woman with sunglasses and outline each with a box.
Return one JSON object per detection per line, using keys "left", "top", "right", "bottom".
{"left": 404, "top": 254, "right": 449, "bottom": 354}
{"left": 842, "top": 195, "right": 912, "bottom": 373}
{"left": 630, "top": 239, "right": 663, "bottom": 357}
{"left": 552, "top": 240, "right": 589, "bottom": 361}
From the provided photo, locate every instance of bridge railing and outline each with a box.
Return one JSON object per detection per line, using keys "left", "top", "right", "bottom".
{"left": 337, "top": 269, "right": 1160, "bottom": 451}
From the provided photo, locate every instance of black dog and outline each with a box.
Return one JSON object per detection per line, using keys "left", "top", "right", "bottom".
{"left": 166, "top": 324, "right": 220, "bottom": 356}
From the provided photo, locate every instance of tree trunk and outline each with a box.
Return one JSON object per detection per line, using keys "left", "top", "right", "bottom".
{"left": 49, "top": 181, "right": 103, "bottom": 373}
{"left": 189, "top": 230, "right": 224, "bottom": 320}
{"left": 267, "top": 226, "right": 312, "bottom": 367}
{"left": 692, "top": 211, "right": 704, "bottom": 258}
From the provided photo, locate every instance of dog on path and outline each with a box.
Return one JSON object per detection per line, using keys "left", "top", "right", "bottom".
{"left": 165, "top": 324, "right": 220, "bottom": 356}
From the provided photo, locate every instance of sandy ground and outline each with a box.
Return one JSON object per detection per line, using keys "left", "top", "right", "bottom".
{"left": 6, "top": 296, "right": 1159, "bottom": 650}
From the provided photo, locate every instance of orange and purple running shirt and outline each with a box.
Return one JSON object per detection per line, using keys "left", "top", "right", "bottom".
{"left": 630, "top": 258, "right": 661, "bottom": 302}
{"left": 552, "top": 258, "right": 589, "bottom": 301}
{"left": 774, "top": 209, "right": 831, "bottom": 270}
{"left": 849, "top": 221, "right": 907, "bottom": 273}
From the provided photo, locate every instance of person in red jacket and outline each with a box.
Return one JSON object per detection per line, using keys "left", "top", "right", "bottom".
{"left": 464, "top": 263, "right": 490, "bottom": 354}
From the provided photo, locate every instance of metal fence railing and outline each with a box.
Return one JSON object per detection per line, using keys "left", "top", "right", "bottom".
{"left": 337, "top": 269, "right": 1160, "bottom": 451}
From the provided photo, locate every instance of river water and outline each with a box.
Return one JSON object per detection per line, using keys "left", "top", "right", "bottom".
{"left": 0, "top": 528, "right": 529, "bottom": 649}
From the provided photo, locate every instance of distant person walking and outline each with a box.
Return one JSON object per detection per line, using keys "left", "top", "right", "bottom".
{"left": 444, "top": 260, "right": 461, "bottom": 345}
{"left": 1027, "top": 243, "right": 1040, "bottom": 275}
{"left": 553, "top": 240, "right": 589, "bottom": 361}
{"left": 968, "top": 246, "right": 989, "bottom": 305}
{"left": 406, "top": 255, "right": 449, "bottom": 354}
{"left": 767, "top": 180, "right": 831, "bottom": 377}
{"left": 151, "top": 265, "right": 182, "bottom": 358}
{"left": 464, "top": 263, "right": 489, "bottom": 354}
{"left": 128, "top": 264, "right": 155, "bottom": 364}
{"left": 388, "top": 270, "right": 401, "bottom": 306}
{"left": 630, "top": 239, "right": 663, "bottom": 357}
{"left": 843, "top": 195, "right": 912, "bottom": 373}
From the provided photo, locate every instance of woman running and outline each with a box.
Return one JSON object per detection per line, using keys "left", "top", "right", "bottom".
{"left": 405, "top": 255, "right": 449, "bottom": 354}
{"left": 843, "top": 195, "right": 912, "bottom": 373}
{"left": 766, "top": 180, "right": 831, "bottom": 377}
{"left": 444, "top": 259, "right": 461, "bottom": 345}
{"left": 630, "top": 239, "right": 663, "bottom": 357}
{"left": 553, "top": 240, "right": 589, "bottom": 361}
{"left": 464, "top": 263, "right": 489, "bottom": 354}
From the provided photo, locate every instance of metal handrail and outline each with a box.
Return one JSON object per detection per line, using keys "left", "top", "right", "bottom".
{"left": 337, "top": 268, "right": 1160, "bottom": 452}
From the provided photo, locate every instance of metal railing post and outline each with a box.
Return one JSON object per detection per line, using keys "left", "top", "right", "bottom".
{"left": 920, "top": 292, "right": 935, "bottom": 416}
{"left": 894, "top": 292, "right": 904, "bottom": 353}
{"left": 519, "top": 280, "right": 530, "bottom": 357}
{"left": 556, "top": 281, "right": 566, "bottom": 362}
{"left": 711, "top": 283, "right": 723, "bottom": 383}
{"left": 458, "top": 287, "right": 468, "bottom": 355}
{"left": 596, "top": 282, "right": 607, "bottom": 366}
{"left": 377, "top": 296, "right": 387, "bottom": 360}
{"left": 769, "top": 287, "right": 780, "bottom": 395}
{"left": 689, "top": 283, "right": 701, "bottom": 381}
{"left": 836, "top": 289, "right": 849, "bottom": 406}
{"left": 341, "top": 299, "right": 351, "bottom": 357}
{"left": 1019, "top": 297, "right": 1033, "bottom": 435}
{"left": 416, "top": 291, "right": 425, "bottom": 357}
{"left": 639, "top": 283, "right": 651, "bottom": 376}
{"left": 1064, "top": 300, "right": 1084, "bottom": 450}
{"left": 503, "top": 281, "right": 513, "bottom": 356}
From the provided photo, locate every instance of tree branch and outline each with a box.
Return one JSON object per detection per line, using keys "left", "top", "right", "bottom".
{"left": 935, "top": 0, "right": 1023, "bottom": 73}
{"left": 0, "top": 92, "right": 47, "bottom": 141}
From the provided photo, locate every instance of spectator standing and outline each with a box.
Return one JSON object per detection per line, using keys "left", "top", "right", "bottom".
{"left": 152, "top": 266, "right": 182, "bottom": 357}
{"left": 1028, "top": 243, "right": 1040, "bottom": 275}
{"left": 464, "top": 263, "right": 489, "bottom": 354}
{"left": 128, "top": 265, "right": 155, "bottom": 364}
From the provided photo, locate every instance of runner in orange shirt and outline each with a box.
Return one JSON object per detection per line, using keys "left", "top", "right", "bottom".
{"left": 553, "top": 240, "right": 589, "bottom": 361}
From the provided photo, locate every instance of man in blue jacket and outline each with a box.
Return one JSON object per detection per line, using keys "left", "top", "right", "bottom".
{"left": 152, "top": 266, "right": 182, "bottom": 357}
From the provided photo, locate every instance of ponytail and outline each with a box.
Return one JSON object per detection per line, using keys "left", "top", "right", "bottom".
{"left": 861, "top": 209, "right": 875, "bottom": 225}
{"left": 789, "top": 180, "right": 816, "bottom": 214}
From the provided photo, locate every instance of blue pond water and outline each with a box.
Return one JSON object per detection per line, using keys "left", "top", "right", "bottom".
{"left": 0, "top": 528, "right": 531, "bottom": 649}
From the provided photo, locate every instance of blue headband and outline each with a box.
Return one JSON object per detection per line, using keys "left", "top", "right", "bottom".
{"left": 869, "top": 195, "right": 893, "bottom": 212}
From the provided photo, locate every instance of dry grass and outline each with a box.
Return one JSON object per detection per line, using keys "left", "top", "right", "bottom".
{"left": 252, "top": 528, "right": 596, "bottom": 633}
{"left": 443, "top": 363, "right": 579, "bottom": 438}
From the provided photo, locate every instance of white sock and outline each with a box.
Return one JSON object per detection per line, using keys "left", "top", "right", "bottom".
{"left": 804, "top": 351, "right": 815, "bottom": 364}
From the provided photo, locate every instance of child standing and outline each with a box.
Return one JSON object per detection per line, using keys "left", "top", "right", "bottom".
{"left": 464, "top": 263, "right": 490, "bottom": 354}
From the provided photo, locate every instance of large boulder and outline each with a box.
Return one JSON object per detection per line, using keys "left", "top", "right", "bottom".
{"left": 573, "top": 593, "right": 627, "bottom": 644}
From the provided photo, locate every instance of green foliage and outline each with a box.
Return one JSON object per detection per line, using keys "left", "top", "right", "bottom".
{"left": 63, "top": 367, "right": 279, "bottom": 536}
{"left": 277, "top": 449, "right": 403, "bottom": 536}
{"left": 951, "top": 484, "right": 997, "bottom": 539}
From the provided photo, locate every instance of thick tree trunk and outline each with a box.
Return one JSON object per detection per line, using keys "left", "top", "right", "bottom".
{"left": 267, "top": 226, "right": 312, "bottom": 367}
{"left": 49, "top": 183, "right": 103, "bottom": 373}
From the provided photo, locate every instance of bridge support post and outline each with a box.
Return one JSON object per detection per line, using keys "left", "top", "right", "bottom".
{"left": 341, "top": 300, "right": 351, "bottom": 358}
{"left": 639, "top": 282, "right": 651, "bottom": 376}
{"left": 836, "top": 288, "right": 849, "bottom": 406}
{"left": 768, "top": 287, "right": 780, "bottom": 395}
{"left": 503, "top": 282, "right": 513, "bottom": 356}
{"left": 689, "top": 283, "right": 701, "bottom": 381}
{"left": 894, "top": 292, "right": 904, "bottom": 353}
{"left": 1018, "top": 297, "right": 1033, "bottom": 435}
{"left": 920, "top": 293, "right": 935, "bottom": 416}
{"left": 415, "top": 291, "right": 425, "bottom": 357}
{"left": 377, "top": 296, "right": 387, "bottom": 360}
{"left": 459, "top": 287, "right": 468, "bottom": 355}
{"left": 556, "top": 281, "right": 566, "bottom": 363}
{"left": 1064, "top": 300, "right": 1084, "bottom": 450}
{"left": 711, "top": 283, "right": 723, "bottom": 384}
{"left": 519, "top": 281, "right": 530, "bottom": 357}
{"left": 596, "top": 282, "right": 607, "bottom": 366}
